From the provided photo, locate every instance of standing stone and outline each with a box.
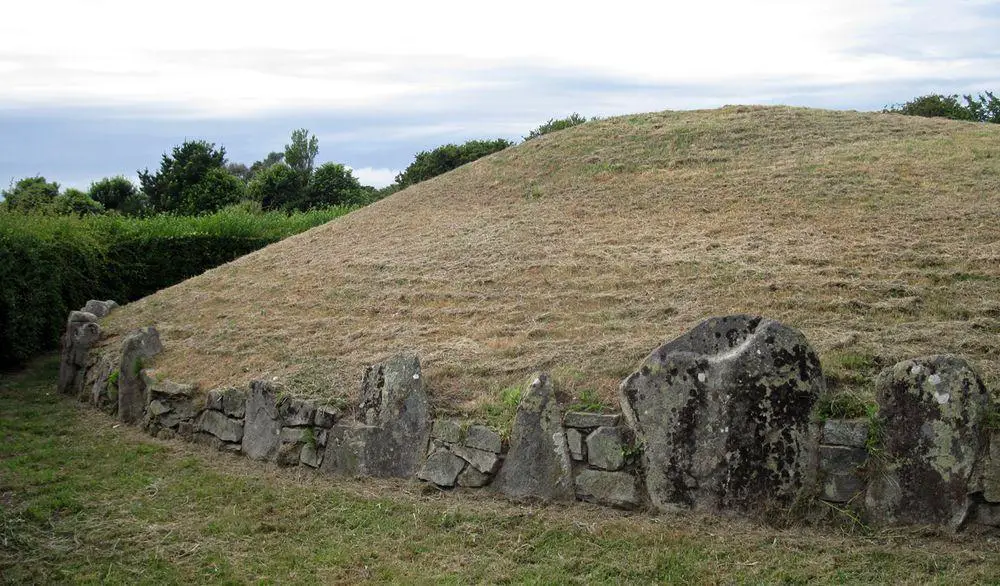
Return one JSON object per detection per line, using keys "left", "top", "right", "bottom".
{"left": 417, "top": 449, "right": 467, "bottom": 487}
{"left": 493, "top": 374, "right": 575, "bottom": 502}
{"left": 586, "top": 427, "right": 626, "bottom": 471}
{"left": 242, "top": 380, "right": 283, "bottom": 461}
{"left": 866, "top": 355, "right": 992, "bottom": 527}
{"left": 58, "top": 311, "right": 101, "bottom": 396}
{"left": 117, "top": 327, "right": 163, "bottom": 424}
{"left": 619, "top": 315, "right": 823, "bottom": 512}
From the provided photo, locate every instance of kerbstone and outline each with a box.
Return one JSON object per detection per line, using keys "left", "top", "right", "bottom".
{"left": 619, "top": 315, "right": 823, "bottom": 512}
{"left": 117, "top": 327, "right": 163, "bottom": 425}
{"left": 574, "top": 469, "right": 641, "bottom": 509}
{"left": 242, "top": 380, "right": 282, "bottom": 461}
{"left": 493, "top": 374, "right": 574, "bottom": 502}
{"left": 866, "top": 355, "right": 992, "bottom": 527}
{"left": 586, "top": 427, "right": 625, "bottom": 471}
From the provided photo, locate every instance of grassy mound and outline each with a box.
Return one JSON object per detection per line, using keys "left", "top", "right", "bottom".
{"left": 99, "top": 106, "right": 1000, "bottom": 416}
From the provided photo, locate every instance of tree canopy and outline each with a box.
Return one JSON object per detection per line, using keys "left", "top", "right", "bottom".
{"left": 393, "top": 139, "right": 513, "bottom": 188}
{"left": 138, "top": 140, "right": 236, "bottom": 214}
{"left": 885, "top": 92, "right": 999, "bottom": 123}
{"left": 1, "top": 177, "right": 60, "bottom": 214}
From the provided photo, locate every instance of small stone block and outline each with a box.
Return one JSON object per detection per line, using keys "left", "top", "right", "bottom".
{"left": 458, "top": 466, "right": 492, "bottom": 488}
{"left": 280, "top": 427, "right": 310, "bottom": 444}
{"left": 464, "top": 425, "right": 502, "bottom": 453}
{"left": 431, "top": 419, "right": 464, "bottom": 444}
{"left": 300, "top": 443, "right": 323, "bottom": 468}
{"left": 450, "top": 444, "right": 501, "bottom": 474}
{"left": 314, "top": 405, "right": 341, "bottom": 428}
{"left": 417, "top": 449, "right": 467, "bottom": 487}
{"left": 278, "top": 397, "right": 316, "bottom": 426}
{"left": 276, "top": 442, "right": 303, "bottom": 467}
{"left": 574, "top": 469, "right": 641, "bottom": 509}
{"left": 566, "top": 428, "right": 586, "bottom": 461}
{"left": 822, "top": 471, "right": 866, "bottom": 502}
{"left": 564, "top": 411, "right": 621, "bottom": 429}
{"left": 586, "top": 426, "right": 625, "bottom": 471}
{"left": 148, "top": 400, "right": 171, "bottom": 417}
{"left": 822, "top": 418, "right": 870, "bottom": 448}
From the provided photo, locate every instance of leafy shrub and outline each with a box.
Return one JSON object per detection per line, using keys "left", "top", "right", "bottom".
{"left": 885, "top": 91, "right": 999, "bottom": 123}
{"left": 52, "top": 189, "right": 104, "bottom": 217}
{"left": 0, "top": 206, "right": 353, "bottom": 366}
{"left": 393, "top": 139, "right": 513, "bottom": 188}
{"left": 89, "top": 176, "right": 141, "bottom": 214}
{"left": 1, "top": 177, "right": 60, "bottom": 214}
{"left": 248, "top": 163, "right": 302, "bottom": 211}
{"left": 524, "top": 113, "right": 591, "bottom": 141}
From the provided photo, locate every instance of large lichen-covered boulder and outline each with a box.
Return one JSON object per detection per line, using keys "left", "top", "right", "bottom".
{"left": 619, "top": 315, "right": 823, "bottom": 512}
{"left": 866, "top": 355, "right": 992, "bottom": 528}
{"left": 493, "top": 374, "right": 575, "bottom": 502}
{"left": 117, "top": 327, "right": 163, "bottom": 424}
{"left": 57, "top": 311, "right": 101, "bottom": 396}
{"left": 322, "top": 354, "right": 431, "bottom": 478}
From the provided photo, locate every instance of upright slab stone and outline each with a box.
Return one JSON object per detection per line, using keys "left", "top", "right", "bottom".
{"left": 619, "top": 315, "right": 823, "bottom": 512}
{"left": 493, "top": 374, "right": 574, "bottom": 502}
{"left": 117, "top": 327, "right": 163, "bottom": 424}
{"left": 58, "top": 311, "right": 101, "bottom": 396}
{"left": 243, "top": 380, "right": 283, "bottom": 461}
{"left": 866, "top": 355, "right": 992, "bottom": 527}
{"left": 322, "top": 354, "right": 431, "bottom": 478}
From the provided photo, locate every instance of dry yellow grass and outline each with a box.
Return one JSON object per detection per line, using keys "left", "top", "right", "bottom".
{"left": 99, "top": 106, "right": 1000, "bottom": 416}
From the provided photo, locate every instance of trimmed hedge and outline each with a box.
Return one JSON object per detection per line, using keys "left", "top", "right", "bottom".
{"left": 0, "top": 206, "right": 352, "bottom": 367}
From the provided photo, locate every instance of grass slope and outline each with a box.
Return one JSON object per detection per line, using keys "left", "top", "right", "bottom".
{"left": 99, "top": 106, "right": 1000, "bottom": 416}
{"left": 3, "top": 355, "right": 1000, "bottom": 583}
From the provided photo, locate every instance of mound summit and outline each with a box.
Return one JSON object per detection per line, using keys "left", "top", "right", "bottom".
{"left": 99, "top": 106, "right": 1000, "bottom": 416}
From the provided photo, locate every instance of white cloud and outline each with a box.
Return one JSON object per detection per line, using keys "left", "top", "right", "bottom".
{"left": 350, "top": 167, "right": 399, "bottom": 189}
{"left": 0, "top": 1, "right": 997, "bottom": 117}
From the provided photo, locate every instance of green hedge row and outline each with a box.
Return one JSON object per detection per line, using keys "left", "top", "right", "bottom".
{"left": 0, "top": 206, "right": 352, "bottom": 367}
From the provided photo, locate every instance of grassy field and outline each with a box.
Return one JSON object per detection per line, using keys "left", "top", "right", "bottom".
{"left": 2, "top": 354, "right": 1000, "bottom": 584}
{"left": 95, "top": 106, "right": 1000, "bottom": 420}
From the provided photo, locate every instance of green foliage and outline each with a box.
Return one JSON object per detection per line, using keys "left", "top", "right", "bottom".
{"left": 2, "top": 177, "right": 60, "bottom": 214}
{"left": 0, "top": 206, "right": 352, "bottom": 366}
{"left": 393, "top": 139, "right": 513, "bottom": 188}
{"left": 248, "top": 151, "right": 284, "bottom": 177}
{"left": 247, "top": 163, "right": 302, "bottom": 211}
{"left": 178, "top": 167, "right": 245, "bottom": 215}
{"left": 283, "top": 129, "right": 319, "bottom": 183}
{"left": 306, "top": 163, "right": 367, "bottom": 208}
{"left": 88, "top": 176, "right": 140, "bottom": 213}
{"left": 885, "top": 91, "right": 999, "bottom": 123}
{"left": 524, "top": 113, "right": 591, "bottom": 140}
{"left": 138, "top": 140, "right": 227, "bottom": 214}
{"left": 51, "top": 189, "right": 104, "bottom": 217}
{"left": 568, "top": 389, "right": 604, "bottom": 413}
{"left": 812, "top": 392, "right": 872, "bottom": 422}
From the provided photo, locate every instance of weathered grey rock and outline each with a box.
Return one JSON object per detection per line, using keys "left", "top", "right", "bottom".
{"left": 242, "top": 380, "right": 282, "bottom": 461}
{"left": 319, "top": 424, "right": 378, "bottom": 477}
{"left": 465, "top": 425, "right": 502, "bottom": 453}
{"left": 117, "top": 327, "right": 163, "bottom": 424}
{"left": 866, "top": 355, "right": 992, "bottom": 527}
{"left": 982, "top": 434, "right": 1000, "bottom": 503}
{"left": 449, "top": 444, "right": 500, "bottom": 474}
{"left": 278, "top": 396, "right": 316, "bottom": 426}
{"left": 148, "top": 400, "right": 171, "bottom": 417}
{"left": 198, "top": 410, "right": 244, "bottom": 443}
{"left": 280, "top": 427, "right": 310, "bottom": 444}
{"left": 82, "top": 299, "right": 117, "bottom": 318}
{"left": 193, "top": 432, "right": 224, "bottom": 451}
{"left": 619, "top": 315, "right": 823, "bottom": 512}
{"left": 566, "top": 428, "right": 586, "bottom": 461}
{"left": 88, "top": 357, "right": 115, "bottom": 408}
{"left": 58, "top": 311, "right": 101, "bottom": 396}
{"left": 564, "top": 412, "right": 621, "bottom": 429}
{"left": 974, "top": 503, "right": 1000, "bottom": 527}
{"left": 574, "top": 469, "right": 642, "bottom": 509}
{"left": 493, "top": 374, "right": 574, "bottom": 502}
{"left": 458, "top": 466, "right": 492, "bottom": 488}
{"left": 206, "top": 387, "right": 247, "bottom": 418}
{"left": 316, "top": 429, "right": 328, "bottom": 448}
{"left": 276, "top": 442, "right": 303, "bottom": 467}
{"left": 431, "top": 419, "right": 464, "bottom": 444}
{"left": 586, "top": 427, "right": 625, "bottom": 471}
{"left": 417, "top": 449, "right": 467, "bottom": 487}
{"left": 822, "top": 419, "right": 870, "bottom": 448}
{"left": 314, "top": 405, "right": 341, "bottom": 428}
{"left": 300, "top": 443, "right": 323, "bottom": 468}
{"left": 156, "top": 428, "right": 176, "bottom": 441}
{"left": 818, "top": 445, "right": 867, "bottom": 502}
{"left": 146, "top": 376, "right": 195, "bottom": 400}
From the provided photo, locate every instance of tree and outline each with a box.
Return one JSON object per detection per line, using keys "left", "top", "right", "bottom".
{"left": 179, "top": 168, "right": 245, "bottom": 215}
{"left": 284, "top": 129, "right": 319, "bottom": 184}
{"left": 524, "top": 113, "right": 590, "bottom": 140}
{"left": 393, "top": 138, "right": 513, "bottom": 188}
{"left": 52, "top": 188, "right": 104, "bottom": 216}
{"left": 247, "top": 163, "right": 301, "bottom": 211}
{"left": 885, "top": 91, "right": 999, "bottom": 123}
{"left": 1, "top": 176, "right": 60, "bottom": 213}
{"left": 306, "top": 163, "right": 366, "bottom": 208}
{"left": 225, "top": 162, "right": 253, "bottom": 183}
{"left": 249, "top": 151, "right": 284, "bottom": 177}
{"left": 89, "top": 176, "right": 139, "bottom": 212}
{"left": 138, "top": 140, "right": 227, "bottom": 213}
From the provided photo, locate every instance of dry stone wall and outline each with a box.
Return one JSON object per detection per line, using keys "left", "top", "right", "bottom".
{"left": 59, "top": 303, "right": 1000, "bottom": 531}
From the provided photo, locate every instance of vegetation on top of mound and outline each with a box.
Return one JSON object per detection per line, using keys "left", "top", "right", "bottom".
{"left": 885, "top": 91, "right": 999, "bottom": 123}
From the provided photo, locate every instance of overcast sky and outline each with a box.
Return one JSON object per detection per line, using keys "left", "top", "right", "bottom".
{"left": 1, "top": 0, "right": 998, "bottom": 190}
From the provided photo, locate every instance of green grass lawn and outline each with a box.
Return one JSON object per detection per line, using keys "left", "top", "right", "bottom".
{"left": 2, "top": 355, "right": 999, "bottom": 584}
